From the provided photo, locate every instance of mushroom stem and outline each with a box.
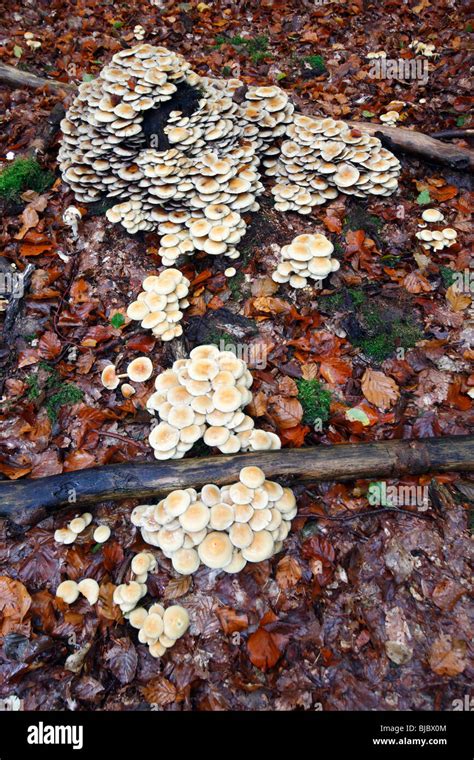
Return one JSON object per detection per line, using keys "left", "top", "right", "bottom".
{"left": 2, "top": 435, "right": 473, "bottom": 526}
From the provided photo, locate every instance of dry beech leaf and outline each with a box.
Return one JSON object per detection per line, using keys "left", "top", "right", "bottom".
{"left": 268, "top": 396, "right": 303, "bottom": 429}
{"left": 361, "top": 369, "right": 400, "bottom": 410}
{"left": 164, "top": 575, "right": 192, "bottom": 600}
{"left": 141, "top": 677, "right": 177, "bottom": 705}
{"left": 276, "top": 556, "right": 302, "bottom": 590}
{"left": 446, "top": 284, "right": 471, "bottom": 312}
{"left": 0, "top": 577, "right": 32, "bottom": 635}
{"left": 403, "top": 270, "right": 433, "bottom": 294}
{"left": 429, "top": 635, "right": 467, "bottom": 677}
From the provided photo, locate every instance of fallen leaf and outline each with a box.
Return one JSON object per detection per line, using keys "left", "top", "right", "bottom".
{"left": 361, "top": 369, "right": 400, "bottom": 410}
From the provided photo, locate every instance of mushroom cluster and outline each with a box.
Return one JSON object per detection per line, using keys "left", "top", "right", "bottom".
{"left": 146, "top": 344, "right": 280, "bottom": 459}
{"left": 128, "top": 603, "right": 189, "bottom": 658}
{"left": 126, "top": 269, "right": 190, "bottom": 341}
{"left": 56, "top": 578, "right": 100, "bottom": 605}
{"left": 272, "top": 232, "right": 340, "bottom": 289}
{"left": 113, "top": 580, "right": 148, "bottom": 615}
{"left": 131, "top": 466, "right": 296, "bottom": 575}
{"left": 415, "top": 226, "right": 458, "bottom": 251}
{"left": 59, "top": 45, "right": 399, "bottom": 249}
{"left": 101, "top": 355, "right": 154, "bottom": 395}
{"left": 54, "top": 511, "right": 93, "bottom": 545}
{"left": 156, "top": 204, "right": 247, "bottom": 266}
{"left": 267, "top": 115, "right": 400, "bottom": 211}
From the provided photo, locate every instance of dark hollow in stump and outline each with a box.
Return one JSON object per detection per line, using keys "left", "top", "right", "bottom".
{"left": 1, "top": 435, "right": 473, "bottom": 527}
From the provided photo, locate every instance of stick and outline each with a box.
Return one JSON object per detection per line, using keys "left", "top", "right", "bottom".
{"left": 348, "top": 121, "right": 474, "bottom": 172}
{"left": 0, "top": 63, "right": 75, "bottom": 93}
{"left": 1, "top": 63, "right": 472, "bottom": 171}
{"left": 1, "top": 435, "right": 473, "bottom": 526}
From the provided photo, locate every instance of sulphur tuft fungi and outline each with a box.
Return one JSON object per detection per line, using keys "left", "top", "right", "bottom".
{"left": 272, "top": 233, "right": 340, "bottom": 289}
{"left": 56, "top": 580, "right": 80, "bottom": 604}
{"left": 415, "top": 227, "right": 458, "bottom": 251}
{"left": 93, "top": 525, "right": 111, "bottom": 544}
{"left": 113, "top": 580, "right": 148, "bottom": 614}
{"left": 127, "top": 268, "right": 190, "bottom": 341}
{"left": 56, "top": 578, "right": 100, "bottom": 605}
{"left": 132, "top": 602, "right": 189, "bottom": 658}
{"left": 59, "top": 44, "right": 399, "bottom": 255}
{"left": 131, "top": 466, "right": 296, "bottom": 575}
{"left": 54, "top": 511, "right": 93, "bottom": 545}
{"left": 146, "top": 344, "right": 280, "bottom": 459}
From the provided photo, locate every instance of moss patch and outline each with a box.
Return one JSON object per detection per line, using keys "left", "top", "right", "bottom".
{"left": 297, "top": 378, "right": 331, "bottom": 426}
{"left": 214, "top": 34, "right": 270, "bottom": 63}
{"left": 25, "top": 362, "right": 84, "bottom": 421}
{"left": 0, "top": 158, "right": 54, "bottom": 202}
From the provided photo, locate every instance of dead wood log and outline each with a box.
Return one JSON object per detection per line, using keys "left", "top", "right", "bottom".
{"left": 348, "top": 121, "right": 474, "bottom": 172}
{"left": 0, "top": 435, "right": 473, "bottom": 527}
{"left": 0, "top": 63, "right": 75, "bottom": 93}
{"left": 1, "top": 63, "right": 473, "bottom": 171}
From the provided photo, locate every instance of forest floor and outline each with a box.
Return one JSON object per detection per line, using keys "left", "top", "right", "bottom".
{"left": 0, "top": 0, "right": 472, "bottom": 711}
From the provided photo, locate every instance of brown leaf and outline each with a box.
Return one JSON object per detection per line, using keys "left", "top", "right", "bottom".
{"left": 403, "top": 271, "right": 433, "bottom": 294}
{"left": 276, "top": 556, "right": 302, "bottom": 590}
{"left": 164, "top": 575, "right": 192, "bottom": 600}
{"left": 446, "top": 284, "right": 471, "bottom": 312}
{"left": 0, "top": 577, "right": 32, "bottom": 635}
{"left": 216, "top": 607, "right": 249, "bottom": 634}
{"left": 361, "top": 369, "right": 400, "bottom": 410}
{"left": 251, "top": 296, "right": 291, "bottom": 315}
{"left": 141, "top": 677, "right": 177, "bottom": 705}
{"left": 247, "top": 611, "right": 286, "bottom": 672}
{"left": 38, "top": 331, "right": 61, "bottom": 359}
{"left": 429, "top": 635, "right": 466, "bottom": 677}
{"left": 319, "top": 358, "right": 352, "bottom": 385}
{"left": 268, "top": 396, "right": 303, "bottom": 429}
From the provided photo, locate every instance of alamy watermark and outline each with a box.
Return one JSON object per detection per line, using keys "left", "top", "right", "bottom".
{"left": 368, "top": 481, "right": 430, "bottom": 509}
{"left": 369, "top": 58, "right": 429, "bottom": 85}
{"left": 0, "top": 271, "right": 25, "bottom": 300}
{"left": 218, "top": 339, "right": 267, "bottom": 369}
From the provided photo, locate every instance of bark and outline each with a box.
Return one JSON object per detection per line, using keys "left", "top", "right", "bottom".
{"left": 1, "top": 435, "right": 473, "bottom": 526}
{"left": 0, "top": 63, "right": 75, "bottom": 93}
{"left": 348, "top": 121, "right": 474, "bottom": 172}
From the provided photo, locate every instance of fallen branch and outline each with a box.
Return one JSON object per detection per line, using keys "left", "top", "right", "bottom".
{"left": 1, "top": 63, "right": 472, "bottom": 172}
{"left": 1, "top": 435, "right": 472, "bottom": 527}
{"left": 0, "top": 63, "right": 75, "bottom": 93}
{"left": 348, "top": 122, "right": 474, "bottom": 172}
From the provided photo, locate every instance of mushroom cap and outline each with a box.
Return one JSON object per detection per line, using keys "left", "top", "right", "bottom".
{"left": 163, "top": 605, "right": 189, "bottom": 640}
{"left": 275, "top": 488, "right": 297, "bottom": 513}
{"left": 171, "top": 547, "right": 200, "bottom": 575}
{"left": 242, "top": 530, "right": 275, "bottom": 562}
{"left": 101, "top": 365, "right": 120, "bottom": 390}
{"left": 229, "top": 481, "right": 254, "bottom": 505}
{"left": 155, "top": 369, "right": 179, "bottom": 393}
{"left": 149, "top": 422, "right": 180, "bottom": 452}
{"left": 209, "top": 503, "right": 235, "bottom": 531}
{"left": 224, "top": 551, "right": 247, "bottom": 574}
{"left": 198, "top": 531, "right": 233, "bottom": 569}
{"left": 120, "top": 581, "right": 144, "bottom": 605}
{"left": 69, "top": 517, "right": 86, "bottom": 534}
{"left": 164, "top": 489, "right": 191, "bottom": 516}
{"left": 129, "top": 606, "right": 148, "bottom": 629}
{"left": 127, "top": 356, "right": 153, "bottom": 382}
{"left": 157, "top": 527, "right": 184, "bottom": 553}
{"left": 200, "top": 483, "right": 221, "bottom": 506}
{"left": 239, "top": 465, "right": 265, "bottom": 489}
{"left": 204, "top": 426, "right": 230, "bottom": 447}
{"left": 121, "top": 383, "right": 136, "bottom": 398}
{"left": 93, "top": 525, "right": 111, "bottom": 543}
{"left": 77, "top": 578, "right": 100, "bottom": 605}
{"left": 131, "top": 552, "right": 153, "bottom": 575}
{"left": 56, "top": 580, "right": 80, "bottom": 604}
{"left": 179, "top": 501, "right": 210, "bottom": 532}
{"left": 333, "top": 164, "right": 360, "bottom": 188}
{"left": 212, "top": 386, "right": 242, "bottom": 413}
{"left": 229, "top": 522, "right": 254, "bottom": 549}
{"left": 127, "top": 301, "right": 150, "bottom": 321}
{"left": 54, "top": 528, "right": 77, "bottom": 544}
{"left": 233, "top": 502, "right": 254, "bottom": 523}
{"left": 148, "top": 641, "right": 166, "bottom": 658}
{"left": 143, "top": 612, "right": 164, "bottom": 640}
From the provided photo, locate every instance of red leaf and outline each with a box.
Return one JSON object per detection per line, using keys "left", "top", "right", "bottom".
{"left": 38, "top": 331, "right": 61, "bottom": 359}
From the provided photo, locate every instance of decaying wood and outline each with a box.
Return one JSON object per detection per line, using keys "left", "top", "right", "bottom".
{"left": 0, "top": 63, "right": 75, "bottom": 93}
{"left": 348, "top": 121, "right": 474, "bottom": 172}
{"left": 1, "top": 62, "right": 473, "bottom": 171}
{"left": 1, "top": 435, "right": 473, "bottom": 527}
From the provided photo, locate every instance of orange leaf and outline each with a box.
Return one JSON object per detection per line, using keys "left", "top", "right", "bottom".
{"left": 0, "top": 576, "right": 31, "bottom": 635}
{"left": 276, "top": 556, "right": 302, "bottom": 590}
{"left": 320, "top": 358, "right": 352, "bottom": 385}
{"left": 19, "top": 243, "right": 52, "bottom": 256}
{"left": 403, "top": 270, "right": 433, "bottom": 294}
{"left": 446, "top": 284, "right": 471, "bottom": 312}
{"left": 268, "top": 396, "right": 303, "bottom": 429}
{"left": 38, "top": 330, "right": 62, "bottom": 359}
{"left": 361, "top": 369, "right": 400, "bottom": 410}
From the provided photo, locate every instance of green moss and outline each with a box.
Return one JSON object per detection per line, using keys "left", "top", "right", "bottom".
{"left": 45, "top": 384, "right": 84, "bottom": 422}
{"left": 354, "top": 309, "right": 423, "bottom": 361}
{"left": 344, "top": 206, "right": 383, "bottom": 236}
{"left": 0, "top": 158, "right": 54, "bottom": 202}
{"left": 297, "top": 378, "right": 331, "bottom": 426}
{"left": 110, "top": 313, "right": 125, "bottom": 328}
{"left": 25, "top": 362, "right": 83, "bottom": 420}
{"left": 303, "top": 54, "right": 326, "bottom": 75}
{"left": 228, "top": 271, "right": 245, "bottom": 301}
{"left": 214, "top": 34, "right": 270, "bottom": 63}
{"left": 358, "top": 333, "right": 395, "bottom": 361}
{"left": 206, "top": 329, "right": 235, "bottom": 347}
{"left": 348, "top": 287, "right": 366, "bottom": 307}
{"left": 440, "top": 265, "right": 455, "bottom": 289}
